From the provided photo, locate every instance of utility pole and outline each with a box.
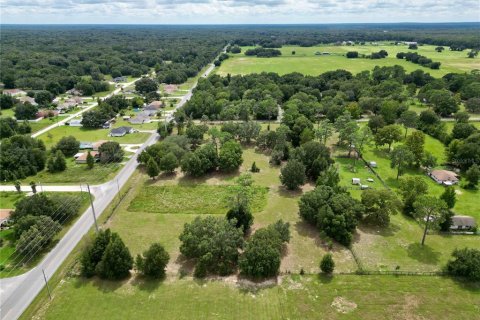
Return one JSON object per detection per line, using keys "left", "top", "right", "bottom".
{"left": 42, "top": 269, "right": 52, "bottom": 300}
{"left": 86, "top": 184, "right": 99, "bottom": 232}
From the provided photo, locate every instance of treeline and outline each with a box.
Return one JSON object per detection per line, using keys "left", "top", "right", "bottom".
{"left": 397, "top": 52, "right": 441, "bottom": 69}
{"left": 0, "top": 26, "right": 226, "bottom": 93}
{"left": 244, "top": 47, "right": 282, "bottom": 58}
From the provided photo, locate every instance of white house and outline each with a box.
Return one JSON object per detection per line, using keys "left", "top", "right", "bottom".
{"left": 428, "top": 170, "right": 459, "bottom": 186}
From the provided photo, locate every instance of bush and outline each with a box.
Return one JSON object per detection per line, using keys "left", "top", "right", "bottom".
{"left": 99, "top": 141, "right": 124, "bottom": 163}
{"left": 135, "top": 243, "right": 170, "bottom": 278}
{"left": 218, "top": 140, "right": 243, "bottom": 172}
{"left": 250, "top": 162, "right": 260, "bottom": 173}
{"left": 47, "top": 150, "right": 67, "bottom": 173}
{"left": 80, "top": 229, "right": 112, "bottom": 277}
{"left": 320, "top": 253, "right": 335, "bottom": 274}
{"left": 53, "top": 136, "right": 79, "bottom": 157}
{"left": 95, "top": 233, "right": 133, "bottom": 280}
{"left": 280, "top": 159, "right": 306, "bottom": 190}
{"left": 445, "top": 248, "right": 480, "bottom": 281}
{"left": 226, "top": 202, "right": 253, "bottom": 234}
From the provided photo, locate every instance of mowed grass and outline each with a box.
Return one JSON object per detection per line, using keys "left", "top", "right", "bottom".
{"left": 24, "top": 274, "right": 479, "bottom": 320}
{"left": 216, "top": 44, "right": 480, "bottom": 77}
{"left": 38, "top": 125, "right": 150, "bottom": 149}
{"left": 0, "top": 192, "right": 26, "bottom": 208}
{"left": 127, "top": 184, "right": 268, "bottom": 215}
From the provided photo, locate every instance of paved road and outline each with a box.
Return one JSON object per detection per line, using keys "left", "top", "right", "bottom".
{"left": 0, "top": 132, "right": 159, "bottom": 320}
{"left": 31, "top": 78, "right": 141, "bottom": 138}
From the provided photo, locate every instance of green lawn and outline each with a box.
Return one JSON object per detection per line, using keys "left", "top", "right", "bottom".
{"left": 0, "top": 192, "right": 90, "bottom": 277}
{"left": 0, "top": 192, "right": 26, "bottom": 208}
{"left": 0, "top": 108, "right": 15, "bottom": 118}
{"left": 22, "top": 274, "right": 480, "bottom": 320}
{"left": 216, "top": 44, "right": 480, "bottom": 77}
{"left": 38, "top": 125, "right": 150, "bottom": 149}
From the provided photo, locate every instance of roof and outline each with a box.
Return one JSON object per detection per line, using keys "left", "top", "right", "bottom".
{"left": 18, "top": 96, "right": 37, "bottom": 105}
{"left": 130, "top": 115, "right": 150, "bottom": 123}
{"left": 79, "top": 142, "right": 93, "bottom": 149}
{"left": 146, "top": 101, "right": 163, "bottom": 109}
{"left": 0, "top": 209, "right": 12, "bottom": 222}
{"left": 92, "top": 140, "right": 109, "bottom": 149}
{"left": 68, "top": 119, "right": 82, "bottom": 125}
{"left": 76, "top": 151, "right": 99, "bottom": 162}
{"left": 451, "top": 216, "right": 476, "bottom": 227}
{"left": 3, "top": 89, "right": 26, "bottom": 95}
{"left": 430, "top": 170, "right": 458, "bottom": 182}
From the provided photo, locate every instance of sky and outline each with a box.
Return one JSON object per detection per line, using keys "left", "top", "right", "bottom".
{"left": 0, "top": 0, "right": 478, "bottom": 24}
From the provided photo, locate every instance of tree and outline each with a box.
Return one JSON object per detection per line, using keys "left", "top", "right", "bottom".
{"left": 316, "top": 120, "right": 335, "bottom": 144}
{"left": 413, "top": 196, "right": 447, "bottom": 245}
{"left": 16, "top": 222, "right": 60, "bottom": 258}
{"left": 0, "top": 94, "right": 16, "bottom": 109}
{"left": 226, "top": 202, "right": 253, "bottom": 234}
{"left": 146, "top": 157, "right": 160, "bottom": 179}
{"left": 440, "top": 186, "right": 456, "bottom": 209}
{"left": 368, "top": 115, "right": 386, "bottom": 134}
{"left": 465, "top": 98, "right": 480, "bottom": 113}
{"left": 186, "top": 124, "right": 208, "bottom": 148}
{"left": 399, "top": 176, "right": 429, "bottom": 215}
{"left": 361, "top": 189, "right": 402, "bottom": 227}
{"left": 135, "top": 243, "right": 170, "bottom": 278}
{"left": 218, "top": 140, "right": 243, "bottom": 172}
{"left": 390, "top": 145, "right": 415, "bottom": 179}
{"left": 47, "top": 150, "right": 67, "bottom": 173}
{"left": 374, "top": 125, "right": 403, "bottom": 152}
{"left": 96, "top": 233, "right": 133, "bottom": 280}
{"left": 346, "top": 51, "right": 358, "bottom": 58}
{"left": 81, "top": 229, "right": 112, "bottom": 277}
{"left": 428, "top": 89, "right": 458, "bottom": 116}
{"left": 0, "top": 135, "right": 46, "bottom": 181}
{"left": 34, "top": 90, "right": 53, "bottom": 106}
{"left": 405, "top": 131, "right": 425, "bottom": 166}
{"left": 280, "top": 159, "right": 306, "bottom": 190}
{"left": 399, "top": 110, "right": 418, "bottom": 137}
{"left": 451, "top": 123, "right": 476, "bottom": 140}
{"left": 465, "top": 164, "right": 479, "bottom": 188}
{"left": 445, "top": 248, "right": 480, "bottom": 281}
{"left": 54, "top": 136, "right": 79, "bottom": 157}
{"left": 159, "top": 152, "right": 178, "bottom": 173}
{"left": 179, "top": 216, "right": 244, "bottom": 277}
{"left": 250, "top": 162, "right": 260, "bottom": 173}
{"left": 135, "top": 77, "right": 158, "bottom": 94}
{"left": 29, "top": 181, "right": 37, "bottom": 194}
{"left": 320, "top": 253, "right": 335, "bottom": 274}
{"left": 14, "top": 180, "right": 21, "bottom": 193}
{"left": 99, "top": 141, "right": 124, "bottom": 163}
{"left": 14, "top": 103, "right": 38, "bottom": 120}
{"left": 86, "top": 151, "right": 94, "bottom": 169}
{"left": 454, "top": 111, "right": 470, "bottom": 123}
{"left": 238, "top": 121, "right": 261, "bottom": 143}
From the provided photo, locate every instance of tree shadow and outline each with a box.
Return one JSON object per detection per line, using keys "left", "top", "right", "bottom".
{"left": 357, "top": 222, "right": 401, "bottom": 237}
{"left": 73, "top": 276, "right": 125, "bottom": 293}
{"left": 294, "top": 220, "right": 345, "bottom": 253}
{"left": 174, "top": 254, "right": 196, "bottom": 276}
{"left": 131, "top": 275, "right": 165, "bottom": 292}
{"left": 407, "top": 243, "right": 441, "bottom": 265}
{"left": 277, "top": 186, "right": 303, "bottom": 198}
{"left": 317, "top": 273, "right": 334, "bottom": 284}
{"left": 449, "top": 276, "right": 480, "bottom": 292}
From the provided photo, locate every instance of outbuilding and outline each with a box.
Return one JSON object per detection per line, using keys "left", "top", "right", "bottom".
{"left": 428, "top": 170, "right": 459, "bottom": 186}
{"left": 451, "top": 216, "right": 476, "bottom": 231}
{"left": 352, "top": 178, "right": 361, "bottom": 185}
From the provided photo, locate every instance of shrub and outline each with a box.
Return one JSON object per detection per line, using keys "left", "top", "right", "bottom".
{"left": 280, "top": 159, "right": 306, "bottom": 190}
{"left": 95, "top": 233, "right": 133, "bottom": 280}
{"left": 320, "top": 253, "right": 335, "bottom": 274}
{"left": 445, "top": 248, "right": 480, "bottom": 281}
{"left": 135, "top": 243, "right": 170, "bottom": 278}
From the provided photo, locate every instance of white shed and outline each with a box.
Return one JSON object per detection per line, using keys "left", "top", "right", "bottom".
{"left": 369, "top": 161, "right": 377, "bottom": 168}
{"left": 352, "top": 178, "right": 361, "bottom": 185}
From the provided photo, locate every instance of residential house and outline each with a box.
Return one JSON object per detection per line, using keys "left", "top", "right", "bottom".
{"left": 113, "top": 76, "right": 127, "bottom": 83}
{"left": 451, "top": 216, "right": 476, "bottom": 231}
{"left": 129, "top": 114, "right": 151, "bottom": 124}
{"left": 92, "top": 140, "right": 109, "bottom": 151}
{"left": 147, "top": 100, "right": 163, "bottom": 109}
{"left": 74, "top": 151, "right": 99, "bottom": 164}
{"left": 428, "top": 170, "right": 459, "bottom": 186}
{"left": 66, "top": 88, "right": 82, "bottom": 96}
{"left": 0, "top": 209, "right": 12, "bottom": 227}
{"left": 79, "top": 142, "right": 93, "bottom": 150}
{"left": 3, "top": 89, "right": 26, "bottom": 97}
{"left": 109, "top": 126, "right": 135, "bottom": 137}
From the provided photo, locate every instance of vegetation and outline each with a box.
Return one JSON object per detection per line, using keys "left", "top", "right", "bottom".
{"left": 445, "top": 248, "right": 480, "bottom": 281}
{"left": 135, "top": 243, "right": 170, "bottom": 279}
{"left": 320, "top": 253, "right": 335, "bottom": 274}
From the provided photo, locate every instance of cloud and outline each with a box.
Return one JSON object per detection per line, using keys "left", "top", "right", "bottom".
{"left": 0, "top": 0, "right": 477, "bottom": 23}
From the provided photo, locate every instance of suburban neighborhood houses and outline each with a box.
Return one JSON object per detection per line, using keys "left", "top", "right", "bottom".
{"left": 0, "top": 18, "right": 479, "bottom": 320}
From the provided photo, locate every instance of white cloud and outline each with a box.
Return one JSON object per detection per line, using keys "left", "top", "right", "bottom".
{"left": 0, "top": 0, "right": 478, "bottom": 23}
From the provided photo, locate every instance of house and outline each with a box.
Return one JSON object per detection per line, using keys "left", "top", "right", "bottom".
{"left": 102, "top": 121, "right": 112, "bottom": 129}
{"left": 18, "top": 96, "right": 38, "bottom": 106}
{"left": 404, "top": 41, "right": 418, "bottom": 46}
{"left": 92, "top": 140, "right": 109, "bottom": 151}
{"left": 451, "top": 216, "right": 476, "bottom": 231}
{"left": 67, "top": 119, "right": 83, "bottom": 127}
{"left": 369, "top": 161, "right": 377, "bottom": 168}
{"left": 3, "top": 89, "right": 26, "bottom": 97}
{"left": 352, "top": 178, "right": 361, "bottom": 185}
{"left": 428, "top": 170, "right": 459, "bottom": 186}
{"left": 0, "top": 209, "right": 12, "bottom": 227}
{"left": 79, "top": 142, "right": 93, "bottom": 150}
{"left": 56, "top": 101, "right": 76, "bottom": 114}
{"left": 109, "top": 126, "right": 135, "bottom": 137}
{"left": 113, "top": 76, "right": 127, "bottom": 83}
{"left": 74, "top": 151, "right": 99, "bottom": 164}
{"left": 66, "top": 88, "right": 82, "bottom": 96}
{"left": 129, "top": 114, "right": 151, "bottom": 124}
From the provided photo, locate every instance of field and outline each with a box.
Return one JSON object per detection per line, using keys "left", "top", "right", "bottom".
{"left": 22, "top": 274, "right": 480, "bottom": 320}
{"left": 38, "top": 125, "right": 150, "bottom": 149}
{"left": 0, "top": 192, "right": 26, "bottom": 208}
{"left": 216, "top": 44, "right": 480, "bottom": 77}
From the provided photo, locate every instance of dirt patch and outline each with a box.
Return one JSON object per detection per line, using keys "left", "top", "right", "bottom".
{"left": 331, "top": 296, "right": 357, "bottom": 314}
{"left": 164, "top": 84, "right": 178, "bottom": 94}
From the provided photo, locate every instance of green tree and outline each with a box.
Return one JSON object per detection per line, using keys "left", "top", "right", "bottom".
{"left": 316, "top": 119, "right": 334, "bottom": 144}
{"left": 14, "top": 103, "right": 38, "bottom": 120}
{"left": 390, "top": 145, "right": 415, "bottom": 179}
{"left": 99, "top": 141, "right": 124, "bottom": 163}
{"left": 96, "top": 233, "right": 133, "bottom": 280}
{"left": 445, "top": 248, "right": 480, "bottom": 281}
{"left": 29, "top": 181, "right": 37, "bottom": 194}
{"left": 146, "top": 157, "right": 160, "bottom": 179}
{"left": 413, "top": 196, "right": 447, "bottom": 245}
{"left": 440, "top": 186, "right": 456, "bottom": 209}
{"left": 399, "top": 110, "right": 418, "bottom": 137}
{"left": 280, "top": 159, "right": 306, "bottom": 190}
{"left": 250, "top": 161, "right": 260, "bottom": 173}
{"left": 226, "top": 202, "right": 253, "bottom": 234}
{"left": 14, "top": 180, "right": 21, "bottom": 193}
{"left": 135, "top": 77, "right": 158, "bottom": 94}
{"left": 320, "top": 253, "right": 335, "bottom": 274}
{"left": 399, "top": 176, "right": 429, "bottom": 215}
{"left": 54, "top": 136, "right": 79, "bottom": 157}
{"left": 361, "top": 189, "right": 402, "bottom": 227}
{"left": 374, "top": 125, "right": 403, "bottom": 152}
{"left": 179, "top": 216, "right": 244, "bottom": 276}
{"left": 86, "top": 151, "right": 94, "bottom": 169}
{"left": 135, "top": 243, "right": 170, "bottom": 278}
{"left": 47, "top": 150, "right": 67, "bottom": 173}
{"left": 159, "top": 152, "right": 178, "bottom": 173}
{"left": 80, "top": 229, "right": 112, "bottom": 277}
{"left": 218, "top": 140, "right": 243, "bottom": 172}
{"left": 465, "top": 164, "right": 479, "bottom": 188}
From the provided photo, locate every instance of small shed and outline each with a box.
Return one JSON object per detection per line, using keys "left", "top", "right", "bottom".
{"left": 369, "top": 161, "right": 377, "bottom": 168}
{"left": 451, "top": 216, "right": 476, "bottom": 231}
{"left": 361, "top": 185, "right": 369, "bottom": 190}
{"left": 352, "top": 178, "right": 361, "bottom": 185}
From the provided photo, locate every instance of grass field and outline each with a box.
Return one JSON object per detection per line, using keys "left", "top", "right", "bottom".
{"left": 0, "top": 192, "right": 26, "bottom": 208}
{"left": 38, "top": 125, "right": 150, "bottom": 149}
{"left": 216, "top": 44, "right": 480, "bottom": 77}
{"left": 23, "top": 274, "right": 480, "bottom": 320}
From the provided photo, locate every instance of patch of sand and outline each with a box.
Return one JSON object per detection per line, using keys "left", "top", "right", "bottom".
{"left": 331, "top": 296, "right": 357, "bottom": 314}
